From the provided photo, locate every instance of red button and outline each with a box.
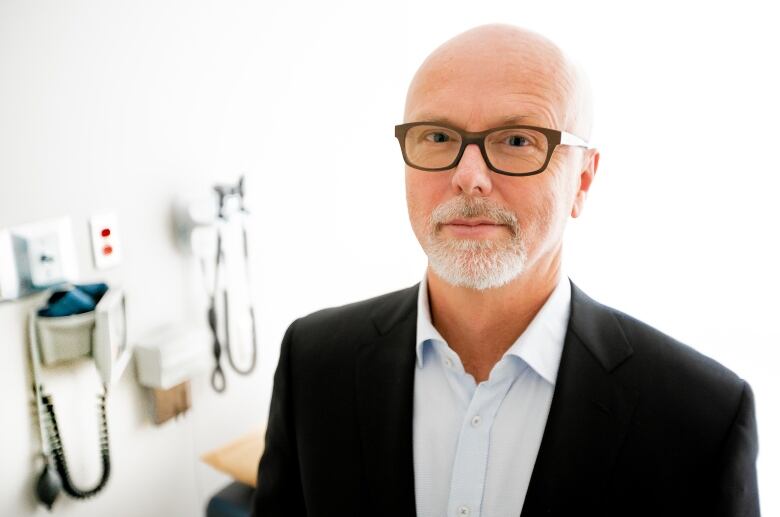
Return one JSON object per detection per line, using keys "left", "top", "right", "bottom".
{"left": 103, "top": 245, "right": 113, "bottom": 255}
{"left": 101, "top": 228, "right": 111, "bottom": 237}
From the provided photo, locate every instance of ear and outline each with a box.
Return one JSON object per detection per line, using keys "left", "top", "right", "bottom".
{"left": 570, "top": 148, "right": 599, "bottom": 218}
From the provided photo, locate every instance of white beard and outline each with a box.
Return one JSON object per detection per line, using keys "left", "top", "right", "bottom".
{"left": 427, "top": 237, "right": 527, "bottom": 290}
{"left": 423, "top": 196, "right": 528, "bottom": 291}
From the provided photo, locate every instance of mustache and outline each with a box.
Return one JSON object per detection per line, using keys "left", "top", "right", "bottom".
{"left": 429, "top": 196, "right": 519, "bottom": 235}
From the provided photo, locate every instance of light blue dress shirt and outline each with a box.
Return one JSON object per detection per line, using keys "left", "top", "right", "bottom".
{"left": 413, "top": 271, "right": 571, "bottom": 517}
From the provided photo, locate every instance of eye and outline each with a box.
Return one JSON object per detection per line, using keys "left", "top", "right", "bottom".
{"left": 506, "top": 134, "right": 529, "bottom": 147}
{"left": 425, "top": 132, "right": 451, "bottom": 143}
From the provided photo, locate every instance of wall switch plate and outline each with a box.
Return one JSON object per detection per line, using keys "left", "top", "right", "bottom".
{"left": 0, "top": 218, "right": 78, "bottom": 301}
{"left": 23, "top": 230, "right": 64, "bottom": 287}
{"left": 89, "top": 213, "right": 122, "bottom": 269}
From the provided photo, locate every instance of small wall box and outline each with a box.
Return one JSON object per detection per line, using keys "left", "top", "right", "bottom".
{"left": 134, "top": 327, "right": 210, "bottom": 389}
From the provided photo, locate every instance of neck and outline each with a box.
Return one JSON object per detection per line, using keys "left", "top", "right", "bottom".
{"left": 426, "top": 249, "right": 563, "bottom": 382}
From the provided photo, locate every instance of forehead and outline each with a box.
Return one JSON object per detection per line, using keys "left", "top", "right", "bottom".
{"left": 404, "top": 40, "right": 571, "bottom": 131}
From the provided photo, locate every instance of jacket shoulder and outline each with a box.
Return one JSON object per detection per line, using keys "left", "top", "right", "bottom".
{"left": 290, "top": 283, "right": 419, "bottom": 352}
{"left": 608, "top": 304, "right": 744, "bottom": 394}
{"left": 590, "top": 299, "right": 749, "bottom": 444}
{"left": 571, "top": 284, "right": 744, "bottom": 395}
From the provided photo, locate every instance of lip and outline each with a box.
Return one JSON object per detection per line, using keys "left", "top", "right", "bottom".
{"left": 442, "top": 219, "right": 506, "bottom": 238}
{"left": 445, "top": 218, "right": 502, "bottom": 226}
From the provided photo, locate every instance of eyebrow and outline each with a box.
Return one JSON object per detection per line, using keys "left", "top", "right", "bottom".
{"left": 499, "top": 114, "right": 534, "bottom": 125}
{"left": 408, "top": 114, "right": 535, "bottom": 127}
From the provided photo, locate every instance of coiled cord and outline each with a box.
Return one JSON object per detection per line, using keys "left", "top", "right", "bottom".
{"left": 41, "top": 388, "right": 111, "bottom": 499}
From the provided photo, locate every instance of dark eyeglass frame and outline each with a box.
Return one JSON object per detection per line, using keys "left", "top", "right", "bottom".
{"left": 394, "top": 121, "right": 590, "bottom": 177}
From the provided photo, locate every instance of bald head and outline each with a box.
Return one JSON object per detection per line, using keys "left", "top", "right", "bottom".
{"left": 404, "top": 24, "right": 593, "bottom": 140}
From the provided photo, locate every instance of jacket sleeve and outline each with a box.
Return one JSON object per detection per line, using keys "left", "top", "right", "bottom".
{"left": 251, "top": 319, "right": 307, "bottom": 517}
{"left": 712, "top": 380, "right": 760, "bottom": 517}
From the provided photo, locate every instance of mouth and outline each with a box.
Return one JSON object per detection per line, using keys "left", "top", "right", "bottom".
{"left": 440, "top": 218, "right": 507, "bottom": 237}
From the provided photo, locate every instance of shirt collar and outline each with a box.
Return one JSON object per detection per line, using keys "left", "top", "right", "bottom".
{"left": 415, "top": 271, "right": 448, "bottom": 366}
{"left": 415, "top": 269, "right": 571, "bottom": 385}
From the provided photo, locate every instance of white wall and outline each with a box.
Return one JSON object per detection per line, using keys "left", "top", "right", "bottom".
{"left": 1, "top": 1, "right": 777, "bottom": 516}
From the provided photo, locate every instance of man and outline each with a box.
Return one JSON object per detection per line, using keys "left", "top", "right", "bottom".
{"left": 252, "top": 24, "right": 759, "bottom": 517}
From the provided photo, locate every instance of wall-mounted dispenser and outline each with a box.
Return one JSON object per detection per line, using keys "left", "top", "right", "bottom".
{"left": 135, "top": 326, "right": 210, "bottom": 389}
{"left": 28, "top": 283, "right": 129, "bottom": 510}
{"left": 134, "top": 326, "right": 211, "bottom": 424}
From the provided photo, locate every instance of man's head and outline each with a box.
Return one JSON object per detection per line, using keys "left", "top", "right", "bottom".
{"left": 402, "top": 24, "right": 599, "bottom": 291}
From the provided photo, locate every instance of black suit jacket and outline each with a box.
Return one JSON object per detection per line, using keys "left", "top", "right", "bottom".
{"left": 252, "top": 280, "right": 759, "bottom": 516}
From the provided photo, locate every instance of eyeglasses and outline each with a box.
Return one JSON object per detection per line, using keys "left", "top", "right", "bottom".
{"left": 394, "top": 121, "right": 589, "bottom": 177}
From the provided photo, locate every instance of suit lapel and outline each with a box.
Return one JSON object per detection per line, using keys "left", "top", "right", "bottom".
{"left": 521, "top": 281, "right": 638, "bottom": 515}
{"left": 355, "top": 284, "right": 419, "bottom": 516}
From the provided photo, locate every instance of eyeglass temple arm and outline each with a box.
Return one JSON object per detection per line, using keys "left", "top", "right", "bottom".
{"left": 560, "top": 130, "right": 589, "bottom": 149}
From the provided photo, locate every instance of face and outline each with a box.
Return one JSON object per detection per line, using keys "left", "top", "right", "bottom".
{"left": 404, "top": 29, "right": 597, "bottom": 290}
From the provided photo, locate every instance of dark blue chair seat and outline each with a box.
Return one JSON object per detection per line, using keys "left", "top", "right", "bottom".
{"left": 206, "top": 481, "right": 254, "bottom": 517}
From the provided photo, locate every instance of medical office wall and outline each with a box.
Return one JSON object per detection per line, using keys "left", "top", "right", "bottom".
{"left": 2, "top": 1, "right": 779, "bottom": 516}
{"left": 0, "top": 3, "right": 359, "bottom": 515}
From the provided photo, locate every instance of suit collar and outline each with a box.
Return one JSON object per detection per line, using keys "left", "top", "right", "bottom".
{"left": 567, "top": 282, "right": 634, "bottom": 372}
{"left": 368, "top": 283, "right": 419, "bottom": 336}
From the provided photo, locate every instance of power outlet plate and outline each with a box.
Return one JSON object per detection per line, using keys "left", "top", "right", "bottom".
{"left": 89, "top": 213, "right": 122, "bottom": 269}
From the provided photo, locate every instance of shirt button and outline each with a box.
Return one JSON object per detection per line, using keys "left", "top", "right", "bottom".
{"left": 444, "top": 357, "right": 453, "bottom": 368}
{"left": 471, "top": 415, "right": 482, "bottom": 427}
{"left": 457, "top": 505, "right": 471, "bottom": 516}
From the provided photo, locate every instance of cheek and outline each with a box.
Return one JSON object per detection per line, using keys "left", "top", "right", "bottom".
{"left": 518, "top": 194, "right": 553, "bottom": 236}
{"left": 495, "top": 175, "right": 549, "bottom": 220}
{"left": 405, "top": 170, "right": 438, "bottom": 238}
{"left": 523, "top": 175, "right": 576, "bottom": 246}
{"left": 406, "top": 169, "right": 447, "bottom": 218}
{"left": 499, "top": 177, "right": 564, "bottom": 240}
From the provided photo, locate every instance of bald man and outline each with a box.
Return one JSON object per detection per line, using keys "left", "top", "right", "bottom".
{"left": 252, "top": 25, "right": 759, "bottom": 517}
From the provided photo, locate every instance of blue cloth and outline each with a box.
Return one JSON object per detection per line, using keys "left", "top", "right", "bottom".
{"left": 37, "top": 283, "right": 109, "bottom": 317}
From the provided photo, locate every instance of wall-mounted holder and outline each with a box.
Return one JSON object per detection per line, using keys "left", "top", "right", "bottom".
{"left": 28, "top": 285, "right": 129, "bottom": 510}
{"left": 34, "top": 287, "right": 130, "bottom": 385}
{"left": 172, "top": 193, "right": 219, "bottom": 255}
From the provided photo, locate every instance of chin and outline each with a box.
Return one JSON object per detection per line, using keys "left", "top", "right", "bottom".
{"left": 426, "top": 242, "right": 527, "bottom": 291}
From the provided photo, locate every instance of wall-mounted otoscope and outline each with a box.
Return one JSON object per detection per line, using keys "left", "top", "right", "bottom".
{"left": 174, "top": 175, "right": 258, "bottom": 394}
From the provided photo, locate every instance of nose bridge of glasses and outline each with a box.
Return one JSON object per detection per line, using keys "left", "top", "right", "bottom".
{"left": 456, "top": 137, "right": 492, "bottom": 174}
{"left": 458, "top": 132, "right": 491, "bottom": 168}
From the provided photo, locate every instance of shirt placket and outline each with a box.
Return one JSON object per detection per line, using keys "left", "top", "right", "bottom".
{"left": 444, "top": 359, "right": 516, "bottom": 517}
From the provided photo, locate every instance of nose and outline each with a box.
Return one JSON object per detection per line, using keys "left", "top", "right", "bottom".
{"left": 451, "top": 143, "right": 493, "bottom": 196}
